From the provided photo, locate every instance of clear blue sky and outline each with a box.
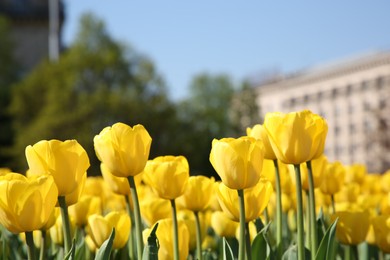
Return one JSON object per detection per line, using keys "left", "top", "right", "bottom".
{"left": 63, "top": 1, "right": 390, "bottom": 100}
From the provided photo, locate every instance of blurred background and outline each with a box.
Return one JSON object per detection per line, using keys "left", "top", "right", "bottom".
{"left": 0, "top": 0, "right": 389, "bottom": 177}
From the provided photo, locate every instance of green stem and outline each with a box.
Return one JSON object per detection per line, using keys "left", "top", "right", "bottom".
{"left": 263, "top": 207, "right": 269, "bottom": 224}
{"left": 39, "top": 230, "right": 46, "bottom": 260}
{"left": 273, "top": 159, "right": 283, "bottom": 258}
{"left": 125, "top": 195, "right": 135, "bottom": 260}
{"left": 306, "top": 161, "right": 318, "bottom": 260}
{"left": 237, "top": 189, "right": 247, "bottom": 260}
{"left": 352, "top": 244, "right": 359, "bottom": 260}
{"left": 170, "top": 199, "right": 180, "bottom": 260}
{"left": 58, "top": 196, "right": 72, "bottom": 254}
{"left": 294, "top": 164, "right": 305, "bottom": 260}
{"left": 331, "top": 194, "right": 336, "bottom": 214}
{"left": 194, "top": 211, "right": 203, "bottom": 260}
{"left": 345, "top": 245, "right": 351, "bottom": 260}
{"left": 25, "top": 231, "right": 36, "bottom": 260}
{"left": 245, "top": 222, "right": 252, "bottom": 260}
{"left": 127, "top": 176, "right": 143, "bottom": 260}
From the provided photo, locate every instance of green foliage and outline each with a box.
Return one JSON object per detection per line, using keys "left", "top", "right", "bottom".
{"left": 142, "top": 223, "right": 159, "bottom": 260}
{"left": 95, "top": 228, "right": 115, "bottom": 260}
{"left": 0, "top": 16, "right": 19, "bottom": 168}
{"left": 222, "top": 237, "right": 235, "bottom": 260}
{"left": 9, "top": 14, "right": 174, "bottom": 173}
{"left": 315, "top": 218, "right": 338, "bottom": 260}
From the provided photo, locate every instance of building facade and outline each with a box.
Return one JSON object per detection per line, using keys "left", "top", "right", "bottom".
{"left": 0, "top": 0, "right": 64, "bottom": 73}
{"left": 255, "top": 51, "right": 390, "bottom": 173}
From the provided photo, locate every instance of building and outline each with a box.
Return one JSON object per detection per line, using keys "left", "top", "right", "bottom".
{"left": 255, "top": 51, "right": 390, "bottom": 173}
{"left": 0, "top": 0, "right": 64, "bottom": 73}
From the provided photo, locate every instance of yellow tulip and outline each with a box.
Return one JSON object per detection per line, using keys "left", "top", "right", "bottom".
{"left": 320, "top": 161, "right": 346, "bottom": 195}
{"left": 0, "top": 173, "right": 58, "bottom": 233}
{"left": 344, "top": 164, "right": 366, "bottom": 184}
{"left": 263, "top": 110, "right": 327, "bottom": 165}
{"left": 140, "top": 197, "right": 171, "bottom": 227}
{"left": 68, "top": 195, "right": 102, "bottom": 228}
{"left": 176, "top": 176, "right": 214, "bottom": 212}
{"left": 49, "top": 213, "right": 75, "bottom": 245}
{"left": 330, "top": 210, "right": 370, "bottom": 245}
{"left": 209, "top": 136, "right": 265, "bottom": 190}
{"left": 94, "top": 123, "right": 152, "bottom": 177}
{"left": 290, "top": 155, "right": 327, "bottom": 191}
{"left": 143, "top": 156, "right": 189, "bottom": 200}
{"left": 210, "top": 211, "right": 239, "bottom": 238}
{"left": 235, "top": 221, "right": 257, "bottom": 243}
{"left": 0, "top": 168, "right": 11, "bottom": 176}
{"left": 309, "top": 113, "right": 328, "bottom": 159}
{"left": 247, "top": 124, "right": 277, "bottom": 160}
{"left": 63, "top": 172, "right": 87, "bottom": 206}
{"left": 216, "top": 179, "right": 273, "bottom": 222}
{"left": 381, "top": 170, "right": 390, "bottom": 192}
{"left": 88, "top": 211, "right": 131, "bottom": 249}
{"left": 25, "top": 139, "right": 90, "bottom": 196}
{"left": 100, "top": 163, "right": 131, "bottom": 195}
{"left": 372, "top": 215, "right": 390, "bottom": 253}
{"left": 334, "top": 183, "right": 360, "bottom": 204}
{"left": 143, "top": 218, "right": 190, "bottom": 260}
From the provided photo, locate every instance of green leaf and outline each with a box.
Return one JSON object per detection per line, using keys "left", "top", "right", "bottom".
{"left": 74, "top": 236, "right": 86, "bottom": 260}
{"left": 222, "top": 237, "right": 234, "bottom": 260}
{"left": 315, "top": 218, "right": 338, "bottom": 260}
{"left": 251, "top": 232, "right": 267, "bottom": 260}
{"left": 95, "top": 228, "right": 115, "bottom": 260}
{"left": 282, "top": 245, "right": 311, "bottom": 260}
{"left": 142, "top": 223, "right": 159, "bottom": 260}
{"left": 64, "top": 239, "right": 76, "bottom": 260}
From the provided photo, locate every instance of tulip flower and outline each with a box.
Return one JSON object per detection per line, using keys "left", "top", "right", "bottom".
{"left": 94, "top": 123, "right": 151, "bottom": 178}
{"left": 94, "top": 122, "right": 152, "bottom": 259}
{"left": 144, "top": 155, "right": 189, "bottom": 200}
{"left": 344, "top": 164, "right": 366, "bottom": 184}
{"left": 246, "top": 124, "right": 277, "bottom": 160}
{"left": 320, "top": 161, "right": 346, "bottom": 195}
{"left": 88, "top": 211, "right": 131, "bottom": 249}
{"left": 68, "top": 195, "right": 102, "bottom": 228}
{"left": 330, "top": 210, "right": 370, "bottom": 245}
{"left": 0, "top": 173, "right": 58, "bottom": 233}
{"left": 216, "top": 179, "right": 273, "bottom": 222}
{"left": 140, "top": 197, "right": 171, "bottom": 227}
{"left": 176, "top": 176, "right": 214, "bottom": 212}
{"left": 211, "top": 211, "right": 239, "bottom": 238}
{"left": 372, "top": 215, "right": 390, "bottom": 253}
{"left": 263, "top": 110, "right": 327, "bottom": 165}
{"left": 25, "top": 139, "right": 90, "bottom": 196}
{"left": 210, "top": 136, "right": 264, "bottom": 190}
{"left": 0, "top": 173, "right": 58, "bottom": 260}
{"left": 49, "top": 213, "right": 76, "bottom": 246}
{"left": 143, "top": 218, "right": 190, "bottom": 260}
{"left": 144, "top": 155, "right": 190, "bottom": 260}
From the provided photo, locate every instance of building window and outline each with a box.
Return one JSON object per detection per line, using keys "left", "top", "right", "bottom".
{"left": 332, "top": 88, "right": 338, "bottom": 98}
{"left": 376, "top": 76, "right": 384, "bottom": 89}
{"left": 346, "top": 85, "right": 352, "bottom": 96}
{"left": 361, "top": 80, "right": 368, "bottom": 91}
{"left": 349, "top": 124, "right": 356, "bottom": 134}
{"left": 334, "top": 125, "right": 341, "bottom": 136}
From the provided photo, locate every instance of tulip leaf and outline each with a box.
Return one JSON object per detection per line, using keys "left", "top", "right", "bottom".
{"left": 282, "top": 245, "right": 311, "bottom": 260}
{"left": 222, "top": 237, "right": 234, "bottom": 260}
{"left": 95, "top": 228, "right": 115, "bottom": 260}
{"left": 251, "top": 231, "right": 267, "bottom": 260}
{"left": 142, "top": 223, "right": 159, "bottom": 260}
{"left": 315, "top": 218, "right": 338, "bottom": 260}
{"left": 64, "top": 239, "right": 76, "bottom": 260}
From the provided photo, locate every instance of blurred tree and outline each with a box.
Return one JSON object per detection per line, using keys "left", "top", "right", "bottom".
{"left": 9, "top": 14, "right": 175, "bottom": 174}
{"left": 229, "top": 81, "right": 262, "bottom": 134}
{"left": 0, "top": 16, "right": 19, "bottom": 168}
{"left": 172, "top": 74, "right": 241, "bottom": 177}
